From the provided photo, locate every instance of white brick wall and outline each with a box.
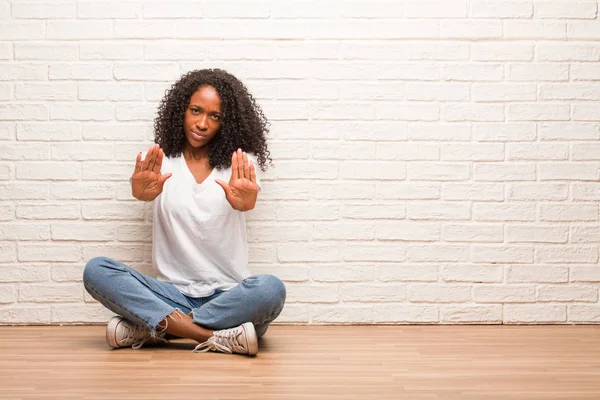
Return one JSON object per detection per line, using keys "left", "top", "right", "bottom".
{"left": 1, "top": 0, "right": 599, "bottom": 325}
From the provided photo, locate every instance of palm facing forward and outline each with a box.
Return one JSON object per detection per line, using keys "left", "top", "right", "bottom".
{"left": 215, "top": 149, "right": 259, "bottom": 212}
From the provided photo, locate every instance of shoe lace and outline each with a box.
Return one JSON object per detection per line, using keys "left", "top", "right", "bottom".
{"left": 122, "top": 324, "right": 167, "bottom": 350}
{"left": 192, "top": 327, "right": 244, "bottom": 354}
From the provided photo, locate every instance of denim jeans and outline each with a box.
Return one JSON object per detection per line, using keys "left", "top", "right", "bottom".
{"left": 83, "top": 256, "right": 286, "bottom": 338}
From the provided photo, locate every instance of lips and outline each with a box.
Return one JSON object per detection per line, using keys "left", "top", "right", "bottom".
{"left": 190, "top": 130, "right": 207, "bottom": 141}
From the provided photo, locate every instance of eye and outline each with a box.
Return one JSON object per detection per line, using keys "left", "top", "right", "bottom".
{"left": 211, "top": 114, "right": 221, "bottom": 121}
{"left": 190, "top": 108, "right": 201, "bottom": 115}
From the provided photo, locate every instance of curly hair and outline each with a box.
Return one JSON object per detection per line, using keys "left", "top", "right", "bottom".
{"left": 154, "top": 69, "right": 271, "bottom": 171}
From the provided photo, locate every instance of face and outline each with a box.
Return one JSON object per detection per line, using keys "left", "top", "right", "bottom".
{"left": 183, "top": 85, "right": 222, "bottom": 148}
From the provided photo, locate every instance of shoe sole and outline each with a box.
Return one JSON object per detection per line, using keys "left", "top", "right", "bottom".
{"left": 106, "top": 316, "right": 124, "bottom": 349}
{"left": 241, "top": 322, "right": 258, "bottom": 356}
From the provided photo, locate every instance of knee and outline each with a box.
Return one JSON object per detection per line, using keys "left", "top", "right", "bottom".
{"left": 253, "top": 274, "right": 286, "bottom": 306}
{"left": 82, "top": 256, "right": 113, "bottom": 286}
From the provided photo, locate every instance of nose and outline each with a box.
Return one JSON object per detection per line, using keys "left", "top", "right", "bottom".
{"left": 196, "top": 115, "right": 208, "bottom": 130}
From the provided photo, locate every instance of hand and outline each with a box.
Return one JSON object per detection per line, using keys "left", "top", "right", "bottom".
{"left": 131, "top": 144, "right": 172, "bottom": 201}
{"left": 215, "top": 149, "right": 258, "bottom": 211}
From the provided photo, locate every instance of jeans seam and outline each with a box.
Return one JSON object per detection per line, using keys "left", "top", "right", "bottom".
{"left": 84, "top": 282, "right": 157, "bottom": 329}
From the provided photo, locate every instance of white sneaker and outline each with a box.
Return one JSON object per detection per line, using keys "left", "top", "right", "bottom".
{"left": 106, "top": 316, "right": 168, "bottom": 350}
{"left": 193, "top": 322, "right": 258, "bottom": 356}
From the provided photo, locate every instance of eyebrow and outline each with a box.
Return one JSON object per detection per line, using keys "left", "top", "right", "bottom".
{"left": 189, "top": 105, "right": 221, "bottom": 114}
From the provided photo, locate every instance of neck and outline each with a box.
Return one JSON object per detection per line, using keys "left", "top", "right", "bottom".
{"left": 183, "top": 143, "right": 209, "bottom": 161}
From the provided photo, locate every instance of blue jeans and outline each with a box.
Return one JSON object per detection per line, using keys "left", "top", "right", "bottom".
{"left": 83, "top": 257, "right": 286, "bottom": 338}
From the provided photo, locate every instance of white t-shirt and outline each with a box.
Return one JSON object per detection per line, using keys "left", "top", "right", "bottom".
{"left": 140, "top": 152, "right": 261, "bottom": 297}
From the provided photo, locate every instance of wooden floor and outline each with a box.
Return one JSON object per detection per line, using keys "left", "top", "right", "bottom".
{"left": 1, "top": 325, "right": 599, "bottom": 400}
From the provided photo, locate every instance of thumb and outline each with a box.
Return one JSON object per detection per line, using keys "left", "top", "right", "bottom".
{"left": 215, "top": 179, "right": 231, "bottom": 197}
{"left": 157, "top": 173, "right": 172, "bottom": 189}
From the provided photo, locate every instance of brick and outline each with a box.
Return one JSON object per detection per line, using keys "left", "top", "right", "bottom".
{"left": 507, "top": 143, "right": 568, "bottom": 160}
{"left": 52, "top": 223, "right": 115, "bottom": 242}
{"left": 508, "top": 183, "right": 568, "bottom": 200}
{"left": 539, "top": 122, "right": 600, "bottom": 140}
{"left": 378, "top": 264, "right": 439, "bottom": 282}
{"left": 116, "top": 104, "right": 156, "bottom": 121}
{"left": 311, "top": 142, "right": 376, "bottom": 160}
{"left": 312, "top": 222, "right": 375, "bottom": 240}
{"left": 504, "top": 304, "right": 566, "bottom": 323}
{"left": 442, "top": 183, "right": 504, "bottom": 201}
{"left": 540, "top": 204, "right": 598, "bottom": 221}
{"left": 442, "top": 143, "right": 504, "bottom": 161}
{"left": 472, "top": 83, "right": 536, "bottom": 102}
{"left": 405, "top": 83, "right": 470, "bottom": 101}
{"left": 0, "top": 204, "right": 15, "bottom": 221}
{"left": 568, "top": 305, "right": 600, "bottom": 322}
{"left": 441, "top": 20, "right": 503, "bottom": 39}
{"left": 474, "top": 163, "right": 536, "bottom": 181}
{"left": 312, "top": 306, "right": 374, "bottom": 324}
{"left": 343, "top": 243, "right": 406, "bottom": 262}
{"left": 116, "top": 224, "right": 153, "bottom": 242}
{"left": 571, "top": 226, "right": 600, "bottom": 243}
{"left": 15, "top": 43, "right": 78, "bottom": 61}
{"left": 376, "top": 103, "right": 438, "bottom": 121}
{"left": 474, "top": 284, "right": 535, "bottom": 303}
{"left": 17, "top": 123, "right": 81, "bottom": 141}
{"left": 52, "top": 304, "right": 115, "bottom": 323}
{"left": 50, "top": 183, "right": 114, "bottom": 200}
{"left": 276, "top": 202, "right": 339, "bottom": 221}
{"left": 78, "top": 1, "right": 139, "bottom": 18}
{"left": 114, "top": 21, "right": 176, "bottom": 39}
{"left": 471, "top": 245, "right": 534, "bottom": 263}
{"left": 78, "top": 83, "right": 143, "bottom": 101}
{"left": 473, "top": 122, "right": 536, "bottom": 141}
{"left": 507, "top": 265, "right": 568, "bottom": 283}
{"left": 82, "top": 202, "right": 144, "bottom": 220}
{"left": 505, "top": 20, "right": 566, "bottom": 39}
{"left": 409, "top": 284, "right": 471, "bottom": 303}
{"left": 536, "top": 43, "right": 600, "bottom": 61}
{"left": 375, "top": 221, "right": 440, "bottom": 241}
{"left": 82, "top": 124, "right": 149, "bottom": 141}
{"left": 470, "top": 1, "right": 532, "bottom": 18}
{"left": 537, "top": 246, "right": 598, "bottom": 264}
{"left": 441, "top": 305, "right": 502, "bottom": 324}
{"left": 407, "top": 163, "right": 469, "bottom": 181}
{"left": 0, "top": 265, "right": 50, "bottom": 283}
{"left": 310, "top": 264, "right": 376, "bottom": 283}
{"left": 442, "top": 224, "right": 504, "bottom": 242}
{"left": 341, "top": 284, "right": 407, "bottom": 302}
{"left": 441, "top": 265, "right": 503, "bottom": 282}
{"left": 16, "top": 162, "right": 80, "bottom": 180}
{"left": 0, "top": 21, "right": 44, "bottom": 39}
{"left": 534, "top": 1, "right": 597, "bottom": 18}
{"left": 409, "top": 123, "right": 470, "bottom": 141}
{"left": 508, "top": 63, "right": 569, "bottom": 81}
{"left": 51, "top": 103, "right": 113, "bottom": 121}
{"left": 407, "top": 245, "right": 469, "bottom": 262}
{"left": 13, "top": 1, "right": 75, "bottom": 18}
{"left": 278, "top": 243, "right": 341, "bottom": 262}
{"left": 442, "top": 103, "right": 504, "bottom": 122}
{"left": 408, "top": 202, "right": 470, "bottom": 221}
{"left": 82, "top": 245, "right": 144, "bottom": 262}
{"left": 571, "top": 64, "right": 600, "bottom": 81}
{"left": 506, "top": 225, "right": 568, "bottom": 243}
{"left": 17, "top": 204, "right": 79, "bottom": 220}
{"left": 570, "top": 266, "right": 600, "bottom": 282}
{"left": 0, "top": 223, "right": 50, "bottom": 241}
{"left": 375, "top": 304, "right": 439, "bottom": 323}
{"left": 18, "top": 243, "right": 80, "bottom": 262}
{"left": 442, "top": 63, "right": 503, "bottom": 81}
{"left": 0, "top": 284, "right": 15, "bottom": 303}
{"left": 80, "top": 43, "right": 143, "bottom": 60}
{"left": 508, "top": 103, "right": 570, "bottom": 121}
{"left": 572, "top": 143, "right": 600, "bottom": 160}
{"left": 0, "top": 63, "right": 47, "bottom": 81}
{"left": 310, "top": 183, "right": 375, "bottom": 200}
{"left": 573, "top": 104, "right": 600, "bottom": 121}
{"left": 275, "top": 304, "right": 309, "bottom": 323}
{"left": 1, "top": 143, "right": 48, "bottom": 160}
{"left": 285, "top": 283, "right": 339, "bottom": 303}
{"left": 340, "top": 161, "right": 405, "bottom": 180}
{"left": 537, "top": 284, "right": 598, "bottom": 302}
{"left": 0, "top": 242, "right": 17, "bottom": 263}
{"left": 0, "top": 104, "right": 48, "bottom": 120}
{"left": 378, "top": 143, "right": 439, "bottom": 161}
{"left": 0, "top": 183, "right": 48, "bottom": 200}
{"left": 0, "top": 306, "right": 51, "bottom": 324}
{"left": 472, "top": 43, "right": 533, "bottom": 61}
{"left": 47, "top": 21, "right": 111, "bottom": 39}
{"left": 405, "top": 1, "right": 467, "bottom": 17}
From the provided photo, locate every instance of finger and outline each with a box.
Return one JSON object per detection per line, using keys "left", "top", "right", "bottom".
{"left": 147, "top": 145, "right": 158, "bottom": 172}
{"left": 249, "top": 161, "right": 256, "bottom": 183}
{"left": 141, "top": 145, "right": 154, "bottom": 171}
{"left": 215, "top": 179, "right": 232, "bottom": 197}
{"left": 231, "top": 151, "right": 238, "bottom": 180}
{"left": 158, "top": 173, "right": 172, "bottom": 189}
{"left": 153, "top": 148, "right": 164, "bottom": 174}
{"left": 243, "top": 152, "right": 250, "bottom": 180}
{"left": 236, "top": 148, "right": 244, "bottom": 179}
{"left": 134, "top": 152, "right": 142, "bottom": 173}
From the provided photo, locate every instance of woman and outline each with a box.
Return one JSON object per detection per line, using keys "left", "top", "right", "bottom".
{"left": 83, "top": 69, "right": 286, "bottom": 356}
